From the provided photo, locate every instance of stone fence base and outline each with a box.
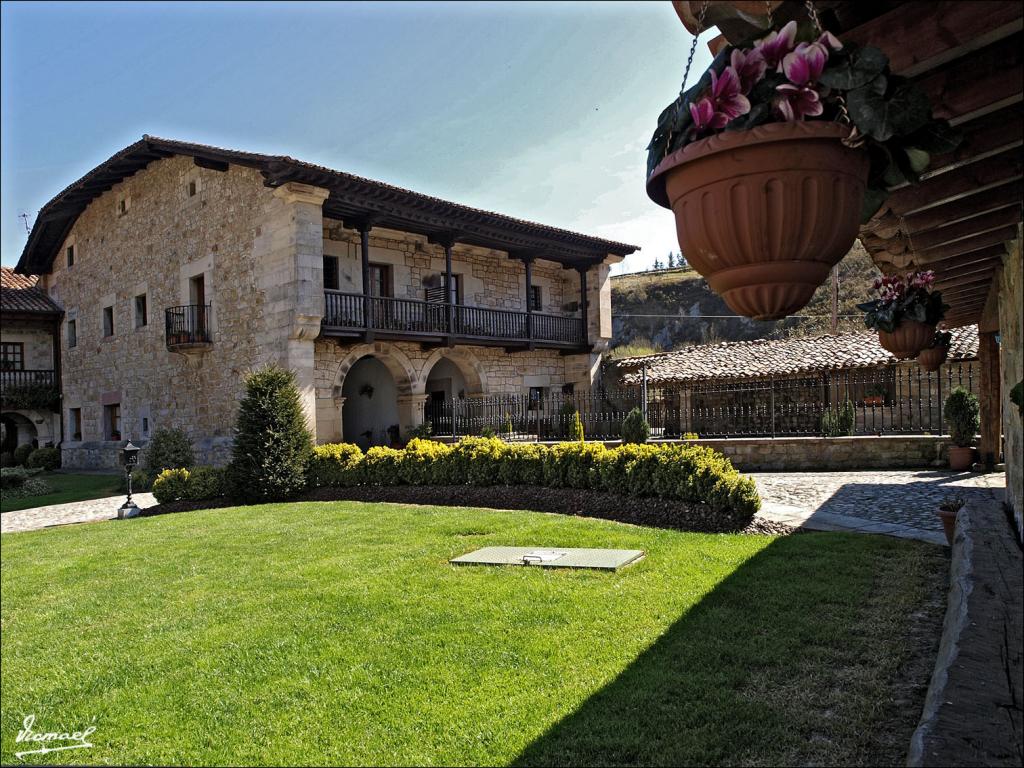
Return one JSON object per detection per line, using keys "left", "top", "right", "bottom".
{"left": 689, "top": 435, "right": 949, "bottom": 472}
{"left": 61, "top": 437, "right": 234, "bottom": 471}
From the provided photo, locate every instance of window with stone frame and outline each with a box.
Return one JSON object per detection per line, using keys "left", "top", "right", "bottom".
{"left": 135, "top": 294, "right": 148, "bottom": 328}
{"left": 69, "top": 408, "right": 82, "bottom": 441}
{"left": 103, "top": 306, "right": 114, "bottom": 337}
{"left": 528, "top": 285, "right": 542, "bottom": 312}
{"left": 66, "top": 244, "right": 75, "bottom": 268}
{"left": 1, "top": 342, "right": 24, "bottom": 370}
{"left": 104, "top": 403, "right": 121, "bottom": 440}
{"left": 67, "top": 319, "right": 77, "bottom": 349}
{"left": 528, "top": 386, "right": 545, "bottom": 410}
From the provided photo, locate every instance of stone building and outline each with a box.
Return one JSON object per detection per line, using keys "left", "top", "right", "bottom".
{"left": 0, "top": 267, "right": 62, "bottom": 456}
{"left": 14, "top": 136, "right": 637, "bottom": 467}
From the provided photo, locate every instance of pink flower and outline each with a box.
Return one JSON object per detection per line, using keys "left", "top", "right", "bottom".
{"left": 689, "top": 98, "right": 721, "bottom": 131}
{"left": 782, "top": 41, "right": 828, "bottom": 86}
{"left": 817, "top": 31, "right": 843, "bottom": 52}
{"left": 710, "top": 67, "right": 751, "bottom": 120}
{"left": 730, "top": 47, "right": 767, "bottom": 94}
{"left": 775, "top": 84, "right": 823, "bottom": 121}
{"left": 755, "top": 20, "right": 798, "bottom": 70}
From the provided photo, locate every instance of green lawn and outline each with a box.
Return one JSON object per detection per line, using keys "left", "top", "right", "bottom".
{"left": 1, "top": 472, "right": 123, "bottom": 512}
{"left": 1, "top": 502, "right": 945, "bottom": 766}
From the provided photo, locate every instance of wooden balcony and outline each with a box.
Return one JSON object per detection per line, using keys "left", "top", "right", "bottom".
{"left": 0, "top": 369, "right": 56, "bottom": 389}
{"left": 165, "top": 304, "right": 213, "bottom": 353}
{"left": 321, "top": 291, "right": 588, "bottom": 351}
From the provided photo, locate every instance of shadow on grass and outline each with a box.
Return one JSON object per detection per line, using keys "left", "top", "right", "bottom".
{"left": 513, "top": 531, "right": 945, "bottom": 767}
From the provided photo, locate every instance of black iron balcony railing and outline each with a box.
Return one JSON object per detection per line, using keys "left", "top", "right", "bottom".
{"left": 0, "top": 369, "right": 56, "bottom": 388}
{"left": 165, "top": 304, "right": 212, "bottom": 348}
{"left": 322, "top": 291, "right": 586, "bottom": 347}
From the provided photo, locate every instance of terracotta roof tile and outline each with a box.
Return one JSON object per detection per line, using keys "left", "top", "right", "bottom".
{"left": 615, "top": 325, "right": 978, "bottom": 384}
{"left": 1, "top": 267, "right": 62, "bottom": 314}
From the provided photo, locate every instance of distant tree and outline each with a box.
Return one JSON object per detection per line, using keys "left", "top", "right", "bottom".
{"left": 653, "top": 258, "right": 663, "bottom": 270}
{"left": 678, "top": 252, "right": 689, "bottom": 270}
{"left": 667, "top": 252, "right": 676, "bottom": 268}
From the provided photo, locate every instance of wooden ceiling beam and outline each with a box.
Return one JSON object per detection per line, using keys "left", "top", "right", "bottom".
{"left": 920, "top": 245, "right": 1009, "bottom": 274}
{"left": 909, "top": 207, "right": 1023, "bottom": 251}
{"left": 841, "top": 1, "right": 1023, "bottom": 78}
{"left": 915, "top": 32, "right": 1024, "bottom": 124}
{"left": 899, "top": 183, "right": 1023, "bottom": 235}
{"left": 884, "top": 151, "right": 1022, "bottom": 216}
{"left": 933, "top": 261, "right": 1001, "bottom": 283}
{"left": 915, "top": 226, "right": 1020, "bottom": 263}
{"left": 924, "top": 108, "right": 1024, "bottom": 177}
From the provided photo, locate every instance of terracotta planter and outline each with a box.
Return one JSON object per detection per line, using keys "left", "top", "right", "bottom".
{"left": 917, "top": 343, "right": 949, "bottom": 372}
{"left": 878, "top": 321, "right": 936, "bottom": 359}
{"left": 647, "top": 122, "right": 869, "bottom": 320}
{"left": 937, "top": 507, "right": 957, "bottom": 545}
{"left": 947, "top": 445, "right": 975, "bottom": 471}
{"left": 863, "top": 395, "right": 884, "bottom": 407}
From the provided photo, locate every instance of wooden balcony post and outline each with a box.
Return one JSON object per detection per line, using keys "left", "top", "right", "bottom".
{"left": 444, "top": 240, "right": 455, "bottom": 341}
{"left": 577, "top": 265, "right": 589, "bottom": 346}
{"left": 524, "top": 256, "right": 535, "bottom": 344}
{"left": 977, "top": 330, "right": 1001, "bottom": 468}
{"left": 359, "top": 222, "right": 372, "bottom": 337}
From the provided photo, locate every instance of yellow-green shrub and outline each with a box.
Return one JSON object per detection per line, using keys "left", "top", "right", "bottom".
{"left": 361, "top": 446, "right": 404, "bottom": 486}
{"left": 152, "top": 468, "right": 190, "bottom": 504}
{"left": 498, "top": 443, "right": 547, "bottom": 485}
{"left": 399, "top": 438, "right": 453, "bottom": 485}
{"left": 309, "top": 443, "right": 364, "bottom": 488}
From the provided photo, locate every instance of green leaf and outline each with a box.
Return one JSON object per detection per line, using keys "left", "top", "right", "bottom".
{"left": 904, "top": 146, "right": 930, "bottom": 174}
{"left": 860, "top": 186, "right": 889, "bottom": 223}
{"left": 886, "top": 81, "right": 933, "bottom": 137}
{"left": 907, "top": 119, "right": 963, "bottom": 154}
{"left": 847, "top": 75, "right": 932, "bottom": 142}
{"left": 847, "top": 75, "right": 891, "bottom": 140}
{"left": 819, "top": 45, "right": 889, "bottom": 90}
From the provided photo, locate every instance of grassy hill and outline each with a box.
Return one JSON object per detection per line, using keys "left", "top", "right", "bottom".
{"left": 609, "top": 244, "right": 880, "bottom": 357}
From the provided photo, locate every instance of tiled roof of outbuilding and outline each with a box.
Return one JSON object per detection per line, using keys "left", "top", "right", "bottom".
{"left": 614, "top": 325, "right": 979, "bottom": 384}
{"left": 1, "top": 266, "right": 62, "bottom": 314}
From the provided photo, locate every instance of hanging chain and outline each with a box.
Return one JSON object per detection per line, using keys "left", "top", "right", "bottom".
{"left": 804, "top": 0, "right": 865, "bottom": 147}
{"left": 764, "top": 1, "right": 774, "bottom": 28}
{"left": 666, "top": 0, "right": 710, "bottom": 157}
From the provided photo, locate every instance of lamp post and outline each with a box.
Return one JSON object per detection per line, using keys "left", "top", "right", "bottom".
{"left": 117, "top": 440, "right": 141, "bottom": 519}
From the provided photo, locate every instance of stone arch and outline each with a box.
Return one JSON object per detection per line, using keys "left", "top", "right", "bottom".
{"left": 415, "top": 347, "right": 488, "bottom": 396}
{"left": 332, "top": 342, "right": 417, "bottom": 396}
{"left": 0, "top": 409, "right": 51, "bottom": 452}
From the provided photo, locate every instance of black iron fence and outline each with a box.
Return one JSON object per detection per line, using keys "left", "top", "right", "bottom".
{"left": 165, "top": 304, "right": 212, "bottom": 347}
{"left": 423, "top": 362, "right": 976, "bottom": 441}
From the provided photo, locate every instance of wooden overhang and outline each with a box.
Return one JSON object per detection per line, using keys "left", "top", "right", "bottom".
{"left": 15, "top": 136, "right": 638, "bottom": 276}
{"left": 673, "top": 1, "right": 1024, "bottom": 328}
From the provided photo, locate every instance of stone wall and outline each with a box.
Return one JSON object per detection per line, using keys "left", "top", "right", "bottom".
{"left": 684, "top": 435, "right": 949, "bottom": 471}
{"left": 998, "top": 234, "right": 1023, "bottom": 537}
{"left": 44, "top": 155, "right": 275, "bottom": 469}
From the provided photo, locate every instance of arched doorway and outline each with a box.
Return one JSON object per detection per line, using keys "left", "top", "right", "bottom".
{"left": 1, "top": 412, "right": 38, "bottom": 455}
{"left": 423, "top": 358, "right": 468, "bottom": 436}
{"left": 341, "top": 356, "right": 400, "bottom": 450}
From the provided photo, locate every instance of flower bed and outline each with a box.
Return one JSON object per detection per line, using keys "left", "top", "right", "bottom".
{"left": 308, "top": 437, "right": 761, "bottom": 521}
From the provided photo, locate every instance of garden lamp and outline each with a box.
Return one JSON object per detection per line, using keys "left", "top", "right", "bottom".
{"left": 118, "top": 439, "right": 141, "bottom": 519}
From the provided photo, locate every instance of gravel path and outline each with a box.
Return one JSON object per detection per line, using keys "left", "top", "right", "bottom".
{"left": 1, "top": 493, "right": 157, "bottom": 534}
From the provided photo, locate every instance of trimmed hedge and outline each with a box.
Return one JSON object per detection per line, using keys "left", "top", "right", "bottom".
{"left": 13, "top": 444, "right": 33, "bottom": 467}
{"left": 308, "top": 437, "right": 760, "bottom": 518}
{"left": 26, "top": 447, "right": 61, "bottom": 471}
{"left": 152, "top": 466, "right": 226, "bottom": 505}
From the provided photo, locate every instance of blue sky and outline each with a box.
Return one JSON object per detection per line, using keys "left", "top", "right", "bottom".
{"left": 1, "top": 0, "right": 713, "bottom": 273}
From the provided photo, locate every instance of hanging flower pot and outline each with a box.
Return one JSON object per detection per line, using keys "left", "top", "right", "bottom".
{"left": 916, "top": 330, "right": 952, "bottom": 371}
{"left": 859, "top": 271, "right": 949, "bottom": 360}
{"left": 649, "top": 121, "right": 869, "bottom": 319}
{"left": 879, "top": 321, "right": 936, "bottom": 360}
{"left": 646, "top": 14, "right": 961, "bottom": 321}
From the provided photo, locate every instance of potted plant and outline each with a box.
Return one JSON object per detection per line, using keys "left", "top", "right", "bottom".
{"left": 937, "top": 494, "right": 964, "bottom": 546}
{"left": 858, "top": 271, "right": 948, "bottom": 358}
{"left": 862, "top": 383, "right": 886, "bottom": 407}
{"left": 944, "top": 386, "right": 980, "bottom": 471}
{"left": 917, "top": 330, "right": 952, "bottom": 372}
{"left": 646, "top": 13, "right": 959, "bottom": 320}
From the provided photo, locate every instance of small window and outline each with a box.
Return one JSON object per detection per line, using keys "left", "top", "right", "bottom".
{"left": 102, "top": 306, "right": 114, "bottom": 337}
{"left": 368, "top": 264, "right": 392, "bottom": 297}
{"left": 528, "top": 285, "right": 542, "bottom": 312}
{"left": 135, "top": 294, "right": 148, "bottom": 328}
{"left": 69, "top": 408, "right": 82, "bottom": 441}
{"left": 66, "top": 245, "right": 75, "bottom": 268}
{"left": 104, "top": 403, "right": 121, "bottom": 440}
{"left": 561, "top": 383, "right": 575, "bottom": 396}
{"left": 67, "top": 319, "right": 77, "bottom": 349}
{"left": 187, "top": 180, "right": 197, "bottom": 197}
{"left": 141, "top": 416, "right": 150, "bottom": 438}
{"left": 118, "top": 198, "right": 128, "bottom": 215}
{"left": 323, "top": 256, "right": 340, "bottom": 291}
{"left": 1, "top": 342, "right": 24, "bottom": 370}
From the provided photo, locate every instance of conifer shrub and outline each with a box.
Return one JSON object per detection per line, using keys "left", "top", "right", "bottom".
{"left": 145, "top": 428, "right": 194, "bottom": 471}
{"left": 226, "top": 365, "right": 313, "bottom": 502}
{"left": 620, "top": 408, "right": 650, "bottom": 444}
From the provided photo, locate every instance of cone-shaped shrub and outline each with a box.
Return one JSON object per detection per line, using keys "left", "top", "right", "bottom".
{"left": 227, "top": 365, "right": 313, "bottom": 502}
{"left": 944, "top": 386, "right": 980, "bottom": 448}
{"left": 570, "top": 410, "right": 585, "bottom": 442}
{"left": 621, "top": 407, "right": 650, "bottom": 444}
